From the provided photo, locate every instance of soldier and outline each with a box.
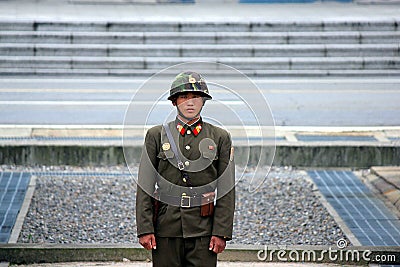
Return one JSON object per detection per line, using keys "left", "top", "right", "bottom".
{"left": 136, "top": 71, "right": 235, "bottom": 267}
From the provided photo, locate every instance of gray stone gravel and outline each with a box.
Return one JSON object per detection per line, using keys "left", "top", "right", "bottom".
{"left": 2, "top": 165, "right": 348, "bottom": 246}
{"left": 232, "top": 167, "right": 347, "bottom": 246}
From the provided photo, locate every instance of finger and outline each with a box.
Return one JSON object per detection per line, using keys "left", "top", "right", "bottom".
{"left": 139, "top": 240, "right": 147, "bottom": 249}
{"left": 144, "top": 241, "right": 151, "bottom": 250}
{"left": 146, "top": 242, "right": 151, "bottom": 250}
{"left": 209, "top": 238, "right": 215, "bottom": 251}
{"left": 151, "top": 235, "right": 157, "bottom": 250}
{"left": 212, "top": 240, "right": 220, "bottom": 254}
{"left": 213, "top": 243, "right": 221, "bottom": 254}
{"left": 215, "top": 241, "right": 226, "bottom": 254}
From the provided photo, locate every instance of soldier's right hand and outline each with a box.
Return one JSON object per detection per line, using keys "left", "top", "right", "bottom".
{"left": 139, "top": 234, "right": 157, "bottom": 250}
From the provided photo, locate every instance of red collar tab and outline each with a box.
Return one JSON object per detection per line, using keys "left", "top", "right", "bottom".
{"left": 176, "top": 123, "right": 186, "bottom": 136}
{"left": 176, "top": 122, "right": 203, "bottom": 136}
{"left": 192, "top": 123, "right": 202, "bottom": 136}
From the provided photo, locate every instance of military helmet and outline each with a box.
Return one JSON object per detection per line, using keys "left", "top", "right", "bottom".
{"left": 168, "top": 71, "right": 212, "bottom": 101}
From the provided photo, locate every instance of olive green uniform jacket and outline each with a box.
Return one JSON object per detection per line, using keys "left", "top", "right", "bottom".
{"left": 136, "top": 118, "right": 235, "bottom": 240}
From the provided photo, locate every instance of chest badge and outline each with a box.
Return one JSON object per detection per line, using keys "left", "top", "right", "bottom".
{"left": 162, "top": 142, "right": 171, "bottom": 151}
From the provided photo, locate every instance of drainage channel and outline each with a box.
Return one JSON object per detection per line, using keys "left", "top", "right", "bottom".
{"left": 0, "top": 172, "right": 30, "bottom": 243}
{"left": 308, "top": 170, "right": 400, "bottom": 246}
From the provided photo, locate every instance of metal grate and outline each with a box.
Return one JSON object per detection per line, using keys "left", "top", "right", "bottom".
{"left": 308, "top": 170, "right": 400, "bottom": 246}
{"left": 0, "top": 172, "right": 30, "bottom": 243}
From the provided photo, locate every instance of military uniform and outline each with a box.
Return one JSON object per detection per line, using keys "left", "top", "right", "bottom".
{"left": 136, "top": 71, "right": 235, "bottom": 267}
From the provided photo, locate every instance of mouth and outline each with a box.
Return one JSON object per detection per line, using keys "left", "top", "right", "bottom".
{"left": 186, "top": 108, "right": 195, "bottom": 113}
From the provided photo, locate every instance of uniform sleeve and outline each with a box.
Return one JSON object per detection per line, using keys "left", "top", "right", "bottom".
{"left": 136, "top": 128, "right": 159, "bottom": 237}
{"left": 212, "top": 131, "right": 235, "bottom": 240}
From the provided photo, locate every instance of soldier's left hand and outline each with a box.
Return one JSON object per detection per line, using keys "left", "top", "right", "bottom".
{"left": 209, "top": 235, "right": 226, "bottom": 254}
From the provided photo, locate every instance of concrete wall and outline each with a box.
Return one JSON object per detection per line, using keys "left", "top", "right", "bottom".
{"left": 1, "top": 145, "right": 399, "bottom": 167}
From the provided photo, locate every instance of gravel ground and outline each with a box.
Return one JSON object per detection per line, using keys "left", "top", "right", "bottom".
{"left": 0, "top": 165, "right": 349, "bottom": 246}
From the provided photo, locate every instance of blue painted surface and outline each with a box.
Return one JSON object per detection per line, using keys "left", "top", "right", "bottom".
{"left": 296, "top": 134, "right": 377, "bottom": 142}
{"left": 0, "top": 172, "right": 30, "bottom": 243}
{"left": 308, "top": 170, "right": 400, "bottom": 246}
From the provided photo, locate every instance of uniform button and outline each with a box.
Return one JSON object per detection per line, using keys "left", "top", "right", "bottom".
{"left": 186, "top": 130, "right": 191, "bottom": 135}
{"left": 185, "top": 161, "right": 190, "bottom": 166}
{"left": 185, "top": 145, "right": 191, "bottom": 150}
{"left": 183, "top": 178, "right": 187, "bottom": 183}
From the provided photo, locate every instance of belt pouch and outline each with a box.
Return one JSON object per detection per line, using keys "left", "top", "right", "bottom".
{"left": 201, "top": 192, "right": 215, "bottom": 217}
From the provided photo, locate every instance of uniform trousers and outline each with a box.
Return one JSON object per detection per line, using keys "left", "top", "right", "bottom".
{"left": 152, "top": 236, "right": 217, "bottom": 267}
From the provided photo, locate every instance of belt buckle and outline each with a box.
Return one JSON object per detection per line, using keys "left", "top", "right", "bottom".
{"left": 181, "top": 195, "right": 191, "bottom": 208}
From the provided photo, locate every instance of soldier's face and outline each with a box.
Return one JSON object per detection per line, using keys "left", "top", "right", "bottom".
{"left": 174, "top": 92, "right": 204, "bottom": 119}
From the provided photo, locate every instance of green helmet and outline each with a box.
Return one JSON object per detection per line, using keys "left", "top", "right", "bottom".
{"left": 168, "top": 71, "right": 212, "bottom": 101}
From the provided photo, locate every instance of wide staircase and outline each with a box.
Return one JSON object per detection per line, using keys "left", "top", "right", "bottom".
{"left": 0, "top": 20, "right": 399, "bottom": 76}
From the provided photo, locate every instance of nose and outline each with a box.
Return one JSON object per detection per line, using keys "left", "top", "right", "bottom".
{"left": 186, "top": 98, "right": 195, "bottom": 105}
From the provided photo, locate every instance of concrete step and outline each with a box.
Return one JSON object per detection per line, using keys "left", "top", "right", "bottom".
{"left": 0, "top": 19, "right": 398, "bottom": 77}
{"left": 1, "top": 56, "right": 399, "bottom": 70}
{"left": 1, "top": 44, "right": 398, "bottom": 57}
{"left": 1, "top": 60, "right": 400, "bottom": 77}
{"left": 2, "top": 68, "right": 400, "bottom": 77}
{"left": 1, "top": 31, "right": 399, "bottom": 44}
{"left": 0, "top": 20, "right": 398, "bottom": 32}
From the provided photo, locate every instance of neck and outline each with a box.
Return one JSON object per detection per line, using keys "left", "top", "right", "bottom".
{"left": 177, "top": 114, "right": 200, "bottom": 126}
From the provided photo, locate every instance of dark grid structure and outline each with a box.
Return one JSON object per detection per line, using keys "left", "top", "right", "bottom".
{"left": 308, "top": 170, "right": 400, "bottom": 246}
{"left": 0, "top": 172, "right": 30, "bottom": 243}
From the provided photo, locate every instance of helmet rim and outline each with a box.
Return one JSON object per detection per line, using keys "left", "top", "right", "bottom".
{"left": 168, "top": 71, "right": 212, "bottom": 101}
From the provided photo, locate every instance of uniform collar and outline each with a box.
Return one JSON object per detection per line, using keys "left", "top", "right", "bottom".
{"left": 175, "top": 117, "right": 203, "bottom": 137}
